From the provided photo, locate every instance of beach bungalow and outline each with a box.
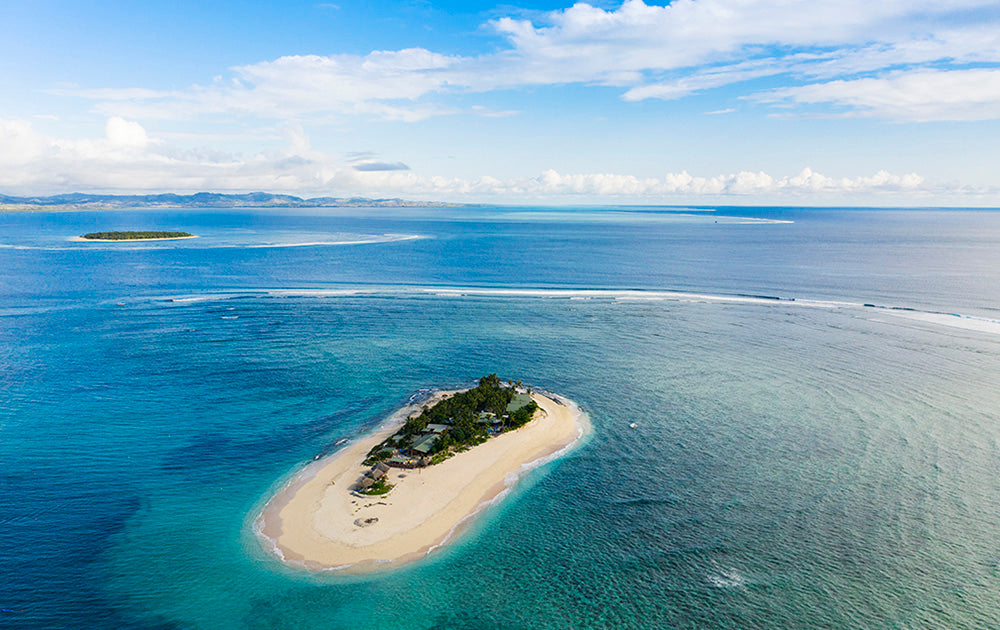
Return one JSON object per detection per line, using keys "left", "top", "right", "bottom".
{"left": 356, "top": 477, "right": 375, "bottom": 491}
{"left": 370, "top": 467, "right": 386, "bottom": 481}
{"left": 375, "top": 462, "right": 391, "bottom": 474}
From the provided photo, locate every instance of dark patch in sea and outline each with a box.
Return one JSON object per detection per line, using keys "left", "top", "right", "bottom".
{"left": 0, "top": 471, "right": 157, "bottom": 628}
{"left": 159, "top": 396, "right": 381, "bottom": 475}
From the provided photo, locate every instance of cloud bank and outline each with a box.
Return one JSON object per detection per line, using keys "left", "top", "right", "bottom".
{"left": 3, "top": 116, "right": 990, "bottom": 203}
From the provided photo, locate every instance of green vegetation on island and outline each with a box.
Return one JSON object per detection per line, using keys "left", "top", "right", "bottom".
{"left": 81, "top": 231, "right": 193, "bottom": 240}
{"left": 358, "top": 375, "right": 539, "bottom": 485}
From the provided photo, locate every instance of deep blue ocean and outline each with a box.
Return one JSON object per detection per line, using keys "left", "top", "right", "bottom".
{"left": 3, "top": 205, "right": 1000, "bottom": 629}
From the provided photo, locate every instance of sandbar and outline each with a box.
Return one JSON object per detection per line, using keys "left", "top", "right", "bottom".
{"left": 257, "top": 390, "right": 585, "bottom": 572}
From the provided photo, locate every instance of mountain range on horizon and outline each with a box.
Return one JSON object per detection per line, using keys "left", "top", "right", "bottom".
{"left": 0, "top": 191, "right": 471, "bottom": 210}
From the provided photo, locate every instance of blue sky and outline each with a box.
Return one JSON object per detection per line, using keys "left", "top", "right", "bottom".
{"left": 2, "top": 0, "right": 999, "bottom": 205}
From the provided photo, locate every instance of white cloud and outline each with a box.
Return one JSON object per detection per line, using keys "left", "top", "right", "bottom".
{"left": 81, "top": 49, "right": 462, "bottom": 122}
{"left": 105, "top": 116, "right": 150, "bottom": 148}
{"left": 488, "top": 0, "right": 1000, "bottom": 84}
{"left": 756, "top": 68, "right": 1000, "bottom": 121}
{"left": 0, "top": 118, "right": 331, "bottom": 192}
{"left": 0, "top": 119, "right": 50, "bottom": 165}
{"left": 59, "top": 1, "right": 1000, "bottom": 124}
{"left": 336, "top": 166, "right": 987, "bottom": 204}
{"left": 1, "top": 117, "right": 993, "bottom": 202}
{"left": 461, "top": 167, "right": 929, "bottom": 197}
{"left": 621, "top": 60, "right": 786, "bottom": 101}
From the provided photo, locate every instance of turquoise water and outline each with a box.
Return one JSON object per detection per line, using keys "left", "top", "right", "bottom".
{"left": 3, "top": 206, "right": 1000, "bottom": 628}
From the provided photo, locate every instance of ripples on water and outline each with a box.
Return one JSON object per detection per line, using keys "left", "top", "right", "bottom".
{"left": 2, "top": 207, "right": 1000, "bottom": 628}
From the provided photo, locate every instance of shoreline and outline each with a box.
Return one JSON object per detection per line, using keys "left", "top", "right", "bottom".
{"left": 70, "top": 235, "right": 199, "bottom": 242}
{"left": 256, "top": 389, "right": 587, "bottom": 573}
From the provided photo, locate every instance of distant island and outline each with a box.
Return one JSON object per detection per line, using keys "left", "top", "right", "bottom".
{"left": 0, "top": 191, "right": 472, "bottom": 212}
{"left": 80, "top": 231, "right": 195, "bottom": 241}
{"left": 258, "top": 375, "right": 586, "bottom": 572}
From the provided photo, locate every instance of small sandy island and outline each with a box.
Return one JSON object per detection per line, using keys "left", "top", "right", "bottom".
{"left": 258, "top": 390, "right": 585, "bottom": 573}
{"left": 71, "top": 235, "right": 198, "bottom": 242}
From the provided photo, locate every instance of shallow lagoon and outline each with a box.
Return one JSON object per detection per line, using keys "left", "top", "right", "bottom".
{"left": 3, "top": 206, "right": 1000, "bottom": 628}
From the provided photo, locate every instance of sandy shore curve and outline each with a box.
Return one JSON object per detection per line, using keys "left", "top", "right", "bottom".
{"left": 257, "top": 390, "right": 586, "bottom": 573}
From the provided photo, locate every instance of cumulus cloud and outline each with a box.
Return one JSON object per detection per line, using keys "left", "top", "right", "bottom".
{"left": 105, "top": 116, "right": 150, "bottom": 147}
{"left": 3, "top": 116, "right": 979, "bottom": 201}
{"left": 7, "top": 115, "right": 998, "bottom": 205}
{"left": 0, "top": 118, "right": 333, "bottom": 192}
{"left": 58, "top": 0, "right": 1000, "bottom": 123}
{"left": 368, "top": 167, "right": 929, "bottom": 198}
{"left": 0, "top": 119, "right": 49, "bottom": 165}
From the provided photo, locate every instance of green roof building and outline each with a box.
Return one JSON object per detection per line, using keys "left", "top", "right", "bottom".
{"left": 477, "top": 411, "right": 501, "bottom": 425}
{"left": 506, "top": 393, "right": 533, "bottom": 413}
{"left": 411, "top": 433, "right": 439, "bottom": 455}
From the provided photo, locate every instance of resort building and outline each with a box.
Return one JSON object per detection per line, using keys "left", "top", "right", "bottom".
{"left": 388, "top": 454, "right": 420, "bottom": 468}
{"left": 507, "top": 393, "right": 533, "bottom": 413}
{"left": 409, "top": 433, "right": 439, "bottom": 456}
{"left": 371, "top": 379, "right": 538, "bottom": 471}
{"left": 476, "top": 411, "right": 501, "bottom": 425}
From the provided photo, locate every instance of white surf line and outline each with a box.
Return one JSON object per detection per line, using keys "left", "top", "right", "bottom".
{"left": 154, "top": 286, "right": 843, "bottom": 309}
{"left": 244, "top": 234, "right": 420, "bottom": 248}
{"left": 480, "top": 209, "right": 792, "bottom": 224}
{"left": 867, "top": 307, "right": 1000, "bottom": 336}
{"left": 2, "top": 243, "right": 178, "bottom": 251}
{"left": 1, "top": 233, "right": 423, "bottom": 252}
{"left": 421, "top": 287, "right": 804, "bottom": 305}
{"left": 151, "top": 285, "right": 1000, "bottom": 336}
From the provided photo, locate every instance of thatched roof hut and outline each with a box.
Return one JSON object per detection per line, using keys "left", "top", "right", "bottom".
{"left": 357, "top": 477, "right": 375, "bottom": 490}
{"left": 370, "top": 467, "right": 386, "bottom": 481}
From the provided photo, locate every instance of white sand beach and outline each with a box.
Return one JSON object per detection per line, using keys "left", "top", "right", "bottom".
{"left": 258, "top": 391, "right": 584, "bottom": 572}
